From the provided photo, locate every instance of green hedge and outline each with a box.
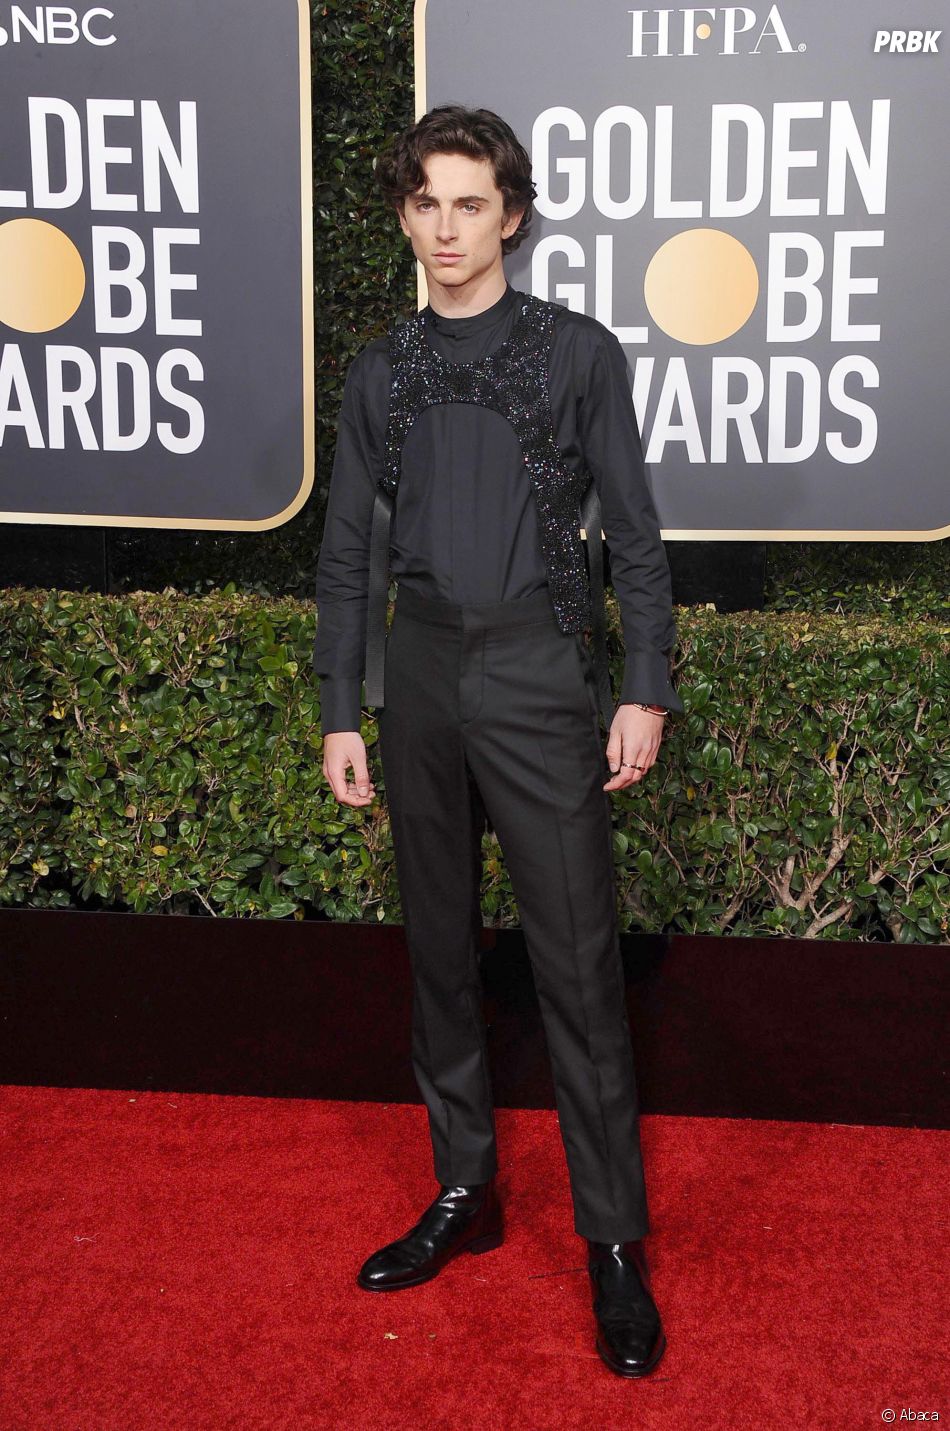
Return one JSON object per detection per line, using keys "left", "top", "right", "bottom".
{"left": 2, "top": 588, "right": 947, "bottom": 941}
{"left": 765, "top": 540, "right": 950, "bottom": 619}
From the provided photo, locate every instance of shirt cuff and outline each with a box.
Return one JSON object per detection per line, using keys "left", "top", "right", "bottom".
{"left": 617, "top": 648, "right": 685, "bottom": 714}
{"left": 317, "top": 676, "right": 364, "bottom": 736}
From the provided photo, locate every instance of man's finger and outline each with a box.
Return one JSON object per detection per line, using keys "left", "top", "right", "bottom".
{"left": 325, "top": 756, "right": 350, "bottom": 803}
{"left": 620, "top": 741, "right": 651, "bottom": 786}
{"left": 350, "top": 754, "right": 373, "bottom": 798}
{"left": 338, "top": 754, "right": 375, "bottom": 806}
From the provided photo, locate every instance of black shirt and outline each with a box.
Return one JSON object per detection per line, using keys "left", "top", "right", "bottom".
{"left": 313, "top": 281, "right": 683, "bottom": 733}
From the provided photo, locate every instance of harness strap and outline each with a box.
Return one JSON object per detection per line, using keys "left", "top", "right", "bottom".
{"left": 363, "top": 481, "right": 615, "bottom": 734}
{"left": 364, "top": 486, "right": 393, "bottom": 709}
{"left": 580, "top": 481, "right": 616, "bottom": 733}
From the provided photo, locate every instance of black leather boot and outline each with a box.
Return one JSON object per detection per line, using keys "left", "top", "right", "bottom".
{"left": 356, "top": 1178, "right": 503, "bottom": 1291}
{"left": 587, "top": 1238, "right": 667, "bottom": 1377}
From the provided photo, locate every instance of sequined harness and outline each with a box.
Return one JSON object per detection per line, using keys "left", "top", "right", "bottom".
{"left": 364, "top": 292, "right": 615, "bottom": 729}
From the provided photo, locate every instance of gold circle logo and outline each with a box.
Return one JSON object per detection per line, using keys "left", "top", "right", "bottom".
{"left": 0, "top": 218, "right": 85, "bottom": 332}
{"left": 644, "top": 228, "right": 759, "bottom": 344}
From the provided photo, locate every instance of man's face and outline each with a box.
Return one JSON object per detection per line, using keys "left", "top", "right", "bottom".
{"left": 397, "top": 150, "right": 525, "bottom": 295}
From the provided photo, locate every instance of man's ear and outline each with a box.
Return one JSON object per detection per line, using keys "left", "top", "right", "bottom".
{"left": 502, "top": 206, "right": 526, "bottom": 240}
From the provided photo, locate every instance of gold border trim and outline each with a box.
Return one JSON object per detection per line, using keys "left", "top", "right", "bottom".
{"left": 414, "top": 0, "right": 949, "bottom": 543}
{"left": 657, "top": 524, "right": 950, "bottom": 541}
{"left": 0, "top": 0, "right": 314, "bottom": 531}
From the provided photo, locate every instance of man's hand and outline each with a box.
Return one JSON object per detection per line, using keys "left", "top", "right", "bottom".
{"left": 322, "top": 731, "right": 377, "bottom": 807}
{"left": 603, "top": 705, "right": 665, "bottom": 792}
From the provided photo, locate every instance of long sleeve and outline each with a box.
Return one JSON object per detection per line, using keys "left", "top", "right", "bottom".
{"left": 575, "top": 329, "right": 684, "bottom": 714}
{"left": 312, "top": 352, "right": 384, "bottom": 735}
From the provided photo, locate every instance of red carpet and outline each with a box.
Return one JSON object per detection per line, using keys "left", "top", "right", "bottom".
{"left": 1, "top": 1086, "right": 946, "bottom": 1430}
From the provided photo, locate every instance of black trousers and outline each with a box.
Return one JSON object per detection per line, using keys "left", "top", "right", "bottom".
{"left": 377, "top": 583, "right": 650, "bottom": 1241}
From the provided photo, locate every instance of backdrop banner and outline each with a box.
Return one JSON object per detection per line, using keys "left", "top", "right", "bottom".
{"left": 418, "top": 0, "right": 948, "bottom": 539}
{"left": 0, "top": 0, "right": 312, "bottom": 530}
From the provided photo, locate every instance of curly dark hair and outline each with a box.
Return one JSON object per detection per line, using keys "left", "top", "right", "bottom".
{"left": 374, "top": 104, "right": 537, "bottom": 256}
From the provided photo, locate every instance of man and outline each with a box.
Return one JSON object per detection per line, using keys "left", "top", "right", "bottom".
{"left": 313, "top": 104, "right": 683, "bottom": 1380}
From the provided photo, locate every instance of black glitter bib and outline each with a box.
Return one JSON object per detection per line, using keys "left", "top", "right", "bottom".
{"left": 381, "top": 292, "right": 592, "bottom": 634}
{"left": 363, "top": 292, "right": 615, "bottom": 730}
